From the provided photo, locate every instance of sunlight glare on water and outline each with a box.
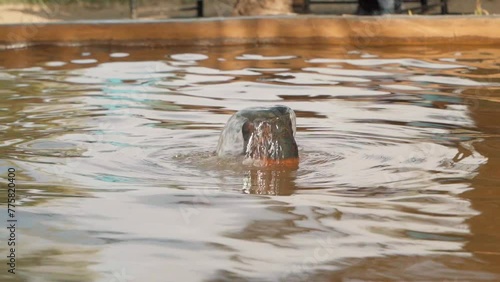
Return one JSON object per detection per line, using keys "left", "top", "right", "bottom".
{"left": 0, "top": 45, "right": 499, "bottom": 281}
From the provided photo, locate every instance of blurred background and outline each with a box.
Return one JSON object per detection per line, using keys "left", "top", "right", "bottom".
{"left": 0, "top": 0, "right": 498, "bottom": 24}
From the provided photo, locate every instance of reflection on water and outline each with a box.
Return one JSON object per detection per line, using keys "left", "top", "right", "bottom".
{"left": 0, "top": 45, "right": 499, "bottom": 281}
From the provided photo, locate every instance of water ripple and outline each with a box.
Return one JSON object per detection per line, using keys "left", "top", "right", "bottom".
{"left": 0, "top": 45, "right": 498, "bottom": 282}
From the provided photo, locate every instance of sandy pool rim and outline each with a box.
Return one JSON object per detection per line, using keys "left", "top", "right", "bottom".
{"left": 0, "top": 15, "right": 499, "bottom": 49}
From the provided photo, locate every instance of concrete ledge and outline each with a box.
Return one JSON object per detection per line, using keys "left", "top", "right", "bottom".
{"left": 0, "top": 15, "right": 499, "bottom": 49}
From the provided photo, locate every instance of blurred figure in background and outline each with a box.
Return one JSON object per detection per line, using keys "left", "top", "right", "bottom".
{"left": 357, "top": 0, "right": 402, "bottom": 15}
{"left": 233, "top": 0, "right": 293, "bottom": 16}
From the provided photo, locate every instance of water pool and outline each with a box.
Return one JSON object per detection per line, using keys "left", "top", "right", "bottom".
{"left": 0, "top": 44, "right": 499, "bottom": 281}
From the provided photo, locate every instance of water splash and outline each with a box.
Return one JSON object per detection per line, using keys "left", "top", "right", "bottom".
{"left": 216, "top": 105, "right": 298, "bottom": 166}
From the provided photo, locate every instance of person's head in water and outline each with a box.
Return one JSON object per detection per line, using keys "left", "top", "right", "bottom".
{"left": 216, "top": 105, "right": 298, "bottom": 166}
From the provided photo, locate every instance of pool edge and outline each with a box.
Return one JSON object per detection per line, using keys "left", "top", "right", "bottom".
{"left": 1, "top": 15, "right": 499, "bottom": 49}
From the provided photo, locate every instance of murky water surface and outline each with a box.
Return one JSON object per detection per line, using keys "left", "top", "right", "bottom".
{"left": 0, "top": 44, "right": 499, "bottom": 281}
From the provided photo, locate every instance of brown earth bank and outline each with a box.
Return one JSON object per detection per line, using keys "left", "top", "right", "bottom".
{"left": 0, "top": 0, "right": 499, "bottom": 24}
